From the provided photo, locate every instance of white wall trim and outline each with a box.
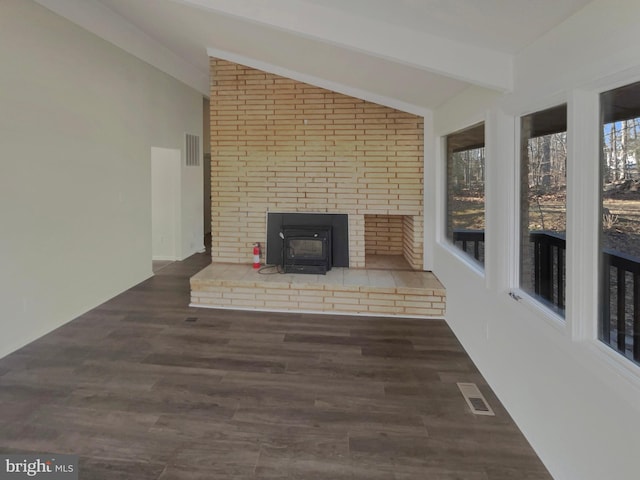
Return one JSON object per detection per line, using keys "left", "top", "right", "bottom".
{"left": 434, "top": 135, "right": 447, "bottom": 248}
{"left": 581, "top": 340, "right": 640, "bottom": 395}
{"left": 423, "top": 111, "right": 435, "bottom": 271}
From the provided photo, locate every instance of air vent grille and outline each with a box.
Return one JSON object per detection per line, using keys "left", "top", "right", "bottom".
{"left": 185, "top": 133, "right": 200, "bottom": 166}
{"left": 457, "top": 382, "right": 495, "bottom": 416}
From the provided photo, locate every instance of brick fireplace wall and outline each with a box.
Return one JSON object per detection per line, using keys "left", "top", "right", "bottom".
{"left": 365, "top": 215, "right": 404, "bottom": 255}
{"left": 209, "top": 58, "right": 424, "bottom": 268}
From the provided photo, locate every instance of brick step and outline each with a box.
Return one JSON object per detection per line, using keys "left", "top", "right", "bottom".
{"left": 190, "top": 264, "right": 445, "bottom": 318}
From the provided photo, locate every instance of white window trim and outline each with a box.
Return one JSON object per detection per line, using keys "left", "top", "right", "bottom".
{"left": 511, "top": 83, "right": 640, "bottom": 376}
{"left": 433, "top": 80, "right": 640, "bottom": 384}
{"left": 585, "top": 339, "right": 640, "bottom": 387}
{"left": 587, "top": 73, "right": 640, "bottom": 383}
{"left": 485, "top": 108, "right": 516, "bottom": 293}
{"left": 566, "top": 89, "right": 600, "bottom": 342}
{"left": 441, "top": 240, "right": 487, "bottom": 278}
{"left": 583, "top": 74, "right": 640, "bottom": 375}
{"left": 509, "top": 100, "right": 570, "bottom": 334}
{"left": 508, "top": 288, "right": 567, "bottom": 333}
{"left": 439, "top": 121, "right": 487, "bottom": 275}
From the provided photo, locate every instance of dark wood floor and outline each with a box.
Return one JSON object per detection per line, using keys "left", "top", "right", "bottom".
{"left": 0, "top": 252, "right": 551, "bottom": 479}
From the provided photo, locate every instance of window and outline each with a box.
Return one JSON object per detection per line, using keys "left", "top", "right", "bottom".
{"left": 600, "top": 81, "right": 640, "bottom": 365}
{"left": 519, "top": 105, "right": 567, "bottom": 316}
{"left": 446, "top": 123, "right": 485, "bottom": 266}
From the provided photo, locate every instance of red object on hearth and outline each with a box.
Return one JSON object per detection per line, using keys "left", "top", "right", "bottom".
{"left": 253, "top": 243, "right": 261, "bottom": 269}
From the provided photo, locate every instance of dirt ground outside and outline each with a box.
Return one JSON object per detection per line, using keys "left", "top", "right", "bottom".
{"left": 451, "top": 190, "right": 640, "bottom": 259}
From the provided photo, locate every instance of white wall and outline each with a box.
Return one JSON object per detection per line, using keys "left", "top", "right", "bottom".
{"left": 0, "top": 0, "right": 203, "bottom": 358}
{"left": 429, "top": 1, "right": 640, "bottom": 479}
{"left": 152, "top": 147, "right": 181, "bottom": 261}
{"left": 180, "top": 141, "right": 205, "bottom": 259}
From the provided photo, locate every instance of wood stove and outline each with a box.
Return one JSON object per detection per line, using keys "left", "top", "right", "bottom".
{"left": 282, "top": 225, "right": 332, "bottom": 274}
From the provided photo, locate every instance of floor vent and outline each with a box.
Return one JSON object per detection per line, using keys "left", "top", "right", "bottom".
{"left": 457, "top": 382, "right": 495, "bottom": 416}
{"left": 185, "top": 317, "right": 198, "bottom": 322}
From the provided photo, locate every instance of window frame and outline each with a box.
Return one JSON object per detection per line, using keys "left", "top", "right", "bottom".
{"left": 508, "top": 86, "right": 640, "bottom": 377}
{"left": 516, "top": 103, "right": 569, "bottom": 319}
{"left": 597, "top": 80, "right": 640, "bottom": 368}
{"left": 442, "top": 122, "right": 487, "bottom": 272}
{"left": 509, "top": 100, "right": 570, "bottom": 332}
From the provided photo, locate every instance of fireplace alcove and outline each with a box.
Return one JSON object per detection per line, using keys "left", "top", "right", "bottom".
{"left": 364, "top": 214, "right": 419, "bottom": 270}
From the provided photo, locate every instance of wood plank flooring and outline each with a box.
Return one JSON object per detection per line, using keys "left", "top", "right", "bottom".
{"left": 0, "top": 253, "right": 551, "bottom": 479}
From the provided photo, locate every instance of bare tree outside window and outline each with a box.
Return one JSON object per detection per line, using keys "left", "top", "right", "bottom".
{"left": 520, "top": 105, "right": 567, "bottom": 316}
{"left": 446, "top": 123, "right": 485, "bottom": 266}
{"left": 600, "top": 81, "right": 640, "bottom": 366}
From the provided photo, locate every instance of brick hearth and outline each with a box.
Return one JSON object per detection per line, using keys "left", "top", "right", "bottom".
{"left": 191, "top": 263, "right": 445, "bottom": 318}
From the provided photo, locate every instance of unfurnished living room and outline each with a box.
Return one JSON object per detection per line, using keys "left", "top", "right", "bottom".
{"left": 1, "top": 1, "right": 640, "bottom": 479}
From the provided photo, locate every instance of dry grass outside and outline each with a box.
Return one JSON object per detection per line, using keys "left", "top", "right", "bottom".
{"left": 602, "top": 195, "right": 640, "bottom": 257}
{"left": 450, "top": 194, "right": 485, "bottom": 231}
{"left": 451, "top": 191, "right": 640, "bottom": 259}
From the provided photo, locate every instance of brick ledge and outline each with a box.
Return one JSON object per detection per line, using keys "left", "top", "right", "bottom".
{"left": 190, "top": 264, "right": 446, "bottom": 319}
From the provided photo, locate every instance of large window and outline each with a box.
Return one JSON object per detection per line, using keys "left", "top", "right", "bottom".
{"left": 519, "top": 105, "right": 567, "bottom": 316}
{"left": 600, "top": 81, "right": 640, "bottom": 365}
{"left": 446, "top": 123, "right": 485, "bottom": 266}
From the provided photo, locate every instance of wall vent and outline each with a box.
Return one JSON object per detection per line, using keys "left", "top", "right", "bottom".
{"left": 457, "top": 382, "right": 495, "bottom": 416}
{"left": 185, "top": 133, "right": 200, "bottom": 166}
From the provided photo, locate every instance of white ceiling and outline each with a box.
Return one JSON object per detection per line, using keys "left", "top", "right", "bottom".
{"left": 34, "top": 0, "right": 593, "bottom": 112}
{"left": 297, "top": 0, "right": 592, "bottom": 54}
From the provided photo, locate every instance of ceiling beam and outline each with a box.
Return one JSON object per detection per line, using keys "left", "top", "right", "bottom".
{"left": 176, "top": 0, "right": 513, "bottom": 92}
{"left": 207, "top": 47, "right": 432, "bottom": 116}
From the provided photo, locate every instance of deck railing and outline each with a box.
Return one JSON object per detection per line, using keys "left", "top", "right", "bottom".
{"left": 453, "top": 229, "right": 640, "bottom": 363}
{"left": 530, "top": 231, "right": 566, "bottom": 311}
{"left": 601, "top": 249, "right": 640, "bottom": 363}
{"left": 452, "top": 229, "right": 485, "bottom": 263}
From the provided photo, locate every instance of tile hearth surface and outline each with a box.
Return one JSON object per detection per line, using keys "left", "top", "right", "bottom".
{"left": 190, "top": 263, "right": 445, "bottom": 318}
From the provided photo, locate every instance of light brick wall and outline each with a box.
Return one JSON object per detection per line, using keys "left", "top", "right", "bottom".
{"left": 191, "top": 267, "right": 446, "bottom": 318}
{"left": 365, "top": 215, "right": 404, "bottom": 255}
{"left": 210, "top": 58, "right": 424, "bottom": 267}
{"left": 403, "top": 215, "right": 424, "bottom": 270}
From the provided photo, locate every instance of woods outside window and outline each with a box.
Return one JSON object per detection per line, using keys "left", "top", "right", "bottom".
{"left": 519, "top": 105, "right": 568, "bottom": 317}
{"left": 445, "top": 123, "right": 486, "bottom": 267}
{"left": 600, "top": 81, "right": 640, "bottom": 366}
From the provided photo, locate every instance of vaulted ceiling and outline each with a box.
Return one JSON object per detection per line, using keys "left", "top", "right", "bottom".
{"left": 34, "top": 0, "right": 592, "bottom": 112}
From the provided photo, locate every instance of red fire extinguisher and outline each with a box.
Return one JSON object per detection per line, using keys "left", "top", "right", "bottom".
{"left": 253, "top": 243, "right": 261, "bottom": 269}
